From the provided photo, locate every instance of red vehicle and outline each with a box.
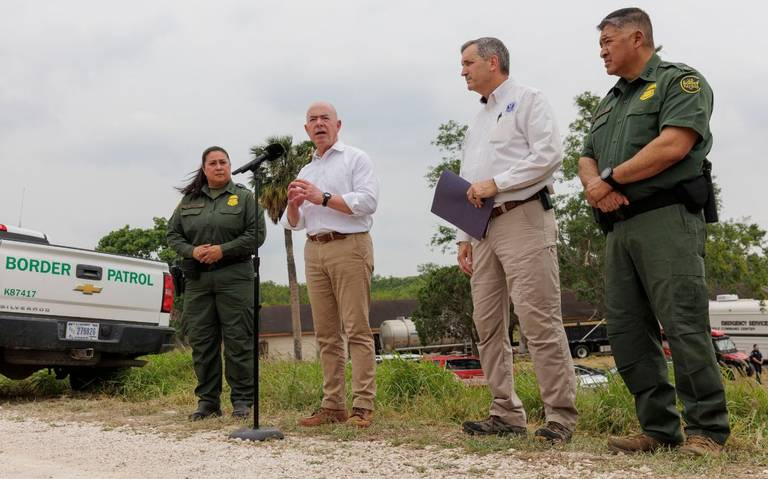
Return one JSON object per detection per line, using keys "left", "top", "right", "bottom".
{"left": 428, "top": 355, "right": 485, "bottom": 379}
{"left": 662, "top": 329, "right": 753, "bottom": 378}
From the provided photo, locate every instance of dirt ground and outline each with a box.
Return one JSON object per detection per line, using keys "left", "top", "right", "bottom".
{"left": 1, "top": 394, "right": 766, "bottom": 479}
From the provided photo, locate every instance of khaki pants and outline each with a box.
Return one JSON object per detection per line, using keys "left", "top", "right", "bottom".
{"left": 305, "top": 232, "right": 376, "bottom": 411}
{"left": 470, "top": 200, "right": 577, "bottom": 429}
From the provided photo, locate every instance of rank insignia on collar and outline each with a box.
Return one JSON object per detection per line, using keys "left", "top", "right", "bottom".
{"left": 505, "top": 102, "right": 517, "bottom": 113}
{"left": 680, "top": 76, "right": 701, "bottom": 94}
{"left": 640, "top": 83, "right": 656, "bottom": 101}
{"left": 227, "top": 195, "right": 239, "bottom": 207}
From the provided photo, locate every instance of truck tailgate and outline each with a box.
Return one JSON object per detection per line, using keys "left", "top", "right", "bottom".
{"left": 0, "top": 240, "right": 169, "bottom": 326}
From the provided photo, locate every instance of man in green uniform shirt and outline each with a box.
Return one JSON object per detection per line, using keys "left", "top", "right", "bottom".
{"left": 167, "top": 146, "right": 267, "bottom": 420}
{"left": 578, "top": 8, "right": 729, "bottom": 456}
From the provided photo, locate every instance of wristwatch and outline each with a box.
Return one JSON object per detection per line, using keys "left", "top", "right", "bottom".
{"left": 600, "top": 167, "right": 623, "bottom": 191}
{"left": 322, "top": 192, "right": 332, "bottom": 207}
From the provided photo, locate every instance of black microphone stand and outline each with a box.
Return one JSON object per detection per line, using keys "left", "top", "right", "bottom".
{"left": 229, "top": 159, "right": 284, "bottom": 442}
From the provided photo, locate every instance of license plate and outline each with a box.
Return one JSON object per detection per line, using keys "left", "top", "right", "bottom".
{"left": 65, "top": 322, "right": 100, "bottom": 341}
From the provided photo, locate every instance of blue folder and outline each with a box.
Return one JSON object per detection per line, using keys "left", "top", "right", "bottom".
{"left": 430, "top": 170, "right": 494, "bottom": 240}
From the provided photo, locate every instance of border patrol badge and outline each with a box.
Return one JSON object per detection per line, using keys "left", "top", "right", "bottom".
{"left": 640, "top": 83, "right": 656, "bottom": 101}
{"left": 227, "top": 195, "right": 239, "bottom": 207}
{"left": 680, "top": 76, "right": 701, "bottom": 94}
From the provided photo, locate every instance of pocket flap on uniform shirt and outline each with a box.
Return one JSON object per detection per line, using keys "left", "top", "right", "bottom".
{"left": 220, "top": 206, "right": 242, "bottom": 215}
{"left": 181, "top": 207, "right": 203, "bottom": 216}
{"left": 627, "top": 99, "right": 661, "bottom": 116}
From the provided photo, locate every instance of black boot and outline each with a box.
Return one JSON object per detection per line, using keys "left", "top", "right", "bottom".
{"left": 232, "top": 402, "right": 252, "bottom": 419}
{"left": 188, "top": 402, "right": 222, "bottom": 421}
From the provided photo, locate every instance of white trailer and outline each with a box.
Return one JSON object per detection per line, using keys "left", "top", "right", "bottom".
{"left": 709, "top": 294, "right": 768, "bottom": 352}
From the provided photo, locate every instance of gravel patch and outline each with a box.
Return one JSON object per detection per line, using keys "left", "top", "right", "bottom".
{"left": 0, "top": 412, "right": 760, "bottom": 479}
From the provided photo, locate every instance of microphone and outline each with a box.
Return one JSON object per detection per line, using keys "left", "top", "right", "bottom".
{"left": 232, "top": 143, "right": 285, "bottom": 175}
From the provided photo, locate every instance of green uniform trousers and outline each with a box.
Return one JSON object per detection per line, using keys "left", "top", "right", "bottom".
{"left": 183, "top": 261, "right": 254, "bottom": 407}
{"left": 605, "top": 204, "right": 729, "bottom": 445}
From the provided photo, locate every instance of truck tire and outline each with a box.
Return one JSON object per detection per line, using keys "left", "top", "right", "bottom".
{"left": 68, "top": 368, "right": 124, "bottom": 391}
{"left": 573, "top": 344, "right": 590, "bottom": 359}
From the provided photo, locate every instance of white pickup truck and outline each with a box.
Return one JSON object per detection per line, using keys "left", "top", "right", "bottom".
{"left": 0, "top": 224, "right": 175, "bottom": 389}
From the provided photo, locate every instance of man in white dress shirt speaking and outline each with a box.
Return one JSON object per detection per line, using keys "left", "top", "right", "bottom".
{"left": 281, "top": 101, "right": 379, "bottom": 428}
{"left": 457, "top": 37, "right": 578, "bottom": 442}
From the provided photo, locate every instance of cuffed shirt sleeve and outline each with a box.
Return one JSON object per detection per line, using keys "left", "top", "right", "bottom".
{"left": 340, "top": 151, "right": 379, "bottom": 216}
{"left": 280, "top": 206, "right": 306, "bottom": 231}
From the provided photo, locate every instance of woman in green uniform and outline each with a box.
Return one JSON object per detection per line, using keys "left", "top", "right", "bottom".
{"left": 167, "top": 146, "right": 266, "bottom": 420}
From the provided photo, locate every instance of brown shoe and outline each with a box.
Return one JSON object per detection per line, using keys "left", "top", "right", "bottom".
{"left": 534, "top": 421, "right": 573, "bottom": 443}
{"left": 347, "top": 407, "right": 374, "bottom": 428}
{"left": 298, "top": 408, "right": 348, "bottom": 427}
{"left": 608, "top": 433, "right": 677, "bottom": 453}
{"left": 679, "top": 435, "right": 723, "bottom": 457}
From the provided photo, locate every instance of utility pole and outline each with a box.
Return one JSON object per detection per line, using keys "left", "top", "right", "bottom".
{"left": 18, "top": 187, "right": 26, "bottom": 228}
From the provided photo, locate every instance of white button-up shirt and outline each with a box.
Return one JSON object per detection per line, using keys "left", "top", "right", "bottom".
{"left": 280, "top": 141, "right": 379, "bottom": 235}
{"left": 458, "top": 78, "right": 563, "bottom": 242}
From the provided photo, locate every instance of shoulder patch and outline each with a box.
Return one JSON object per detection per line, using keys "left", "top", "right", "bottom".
{"left": 680, "top": 75, "right": 701, "bottom": 94}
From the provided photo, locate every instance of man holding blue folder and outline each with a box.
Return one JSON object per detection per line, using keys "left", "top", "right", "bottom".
{"left": 457, "top": 37, "right": 577, "bottom": 443}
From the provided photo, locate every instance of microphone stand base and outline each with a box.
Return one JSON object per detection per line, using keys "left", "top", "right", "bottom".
{"left": 229, "top": 426, "right": 285, "bottom": 442}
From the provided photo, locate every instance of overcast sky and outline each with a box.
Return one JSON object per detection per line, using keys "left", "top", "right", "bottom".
{"left": 2, "top": 1, "right": 766, "bottom": 284}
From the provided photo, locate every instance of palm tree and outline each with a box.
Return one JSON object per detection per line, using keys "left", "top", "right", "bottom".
{"left": 251, "top": 135, "right": 313, "bottom": 360}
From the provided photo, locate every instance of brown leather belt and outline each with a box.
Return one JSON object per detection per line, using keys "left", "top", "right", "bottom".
{"left": 490, "top": 193, "right": 539, "bottom": 219}
{"left": 307, "top": 231, "right": 348, "bottom": 243}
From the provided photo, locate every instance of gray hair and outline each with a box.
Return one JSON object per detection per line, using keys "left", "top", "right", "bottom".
{"left": 597, "top": 7, "right": 655, "bottom": 49}
{"left": 461, "top": 37, "right": 509, "bottom": 75}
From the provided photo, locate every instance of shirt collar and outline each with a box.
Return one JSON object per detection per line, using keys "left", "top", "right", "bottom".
{"left": 610, "top": 53, "right": 661, "bottom": 95}
{"left": 202, "top": 180, "right": 237, "bottom": 197}
{"left": 480, "top": 77, "right": 514, "bottom": 105}
{"left": 313, "top": 141, "right": 345, "bottom": 161}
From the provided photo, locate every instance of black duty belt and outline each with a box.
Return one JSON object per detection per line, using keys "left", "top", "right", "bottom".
{"left": 200, "top": 256, "right": 251, "bottom": 272}
{"left": 594, "top": 189, "right": 682, "bottom": 234}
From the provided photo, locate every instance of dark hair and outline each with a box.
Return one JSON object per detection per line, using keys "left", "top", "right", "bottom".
{"left": 177, "top": 146, "right": 230, "bottom": 197}
{"left": 461, "top": 37, "right": 510, "bottom": 75}
{"left": 597, "top": 7, "right": 654, "bottom": 49}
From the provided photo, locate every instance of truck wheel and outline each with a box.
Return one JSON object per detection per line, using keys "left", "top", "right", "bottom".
{"left": 573, "top": 344, "right": 590, "bottom": 359}
{"left": 68, "top": 368, "right": 123, "bottom": 391}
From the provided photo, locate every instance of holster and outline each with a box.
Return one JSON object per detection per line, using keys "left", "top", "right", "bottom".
{"left": 170, "top": 263, "right": 186, "bottom": 296}
{"left": 179, "top": 258, "right": 200, "bottom": 281}
{"left": 673, "top": 160, "right": 718, "bottom": 223}
{"left": 592, "top": 207, "right": 614, "bottom": 235}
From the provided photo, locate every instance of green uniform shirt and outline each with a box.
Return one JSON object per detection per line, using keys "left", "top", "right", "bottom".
{"left": 582, "top": 53, "right": 714, "bottom": 201}
{"left": 167, "top": 180, "right": 266, "bottom": 259}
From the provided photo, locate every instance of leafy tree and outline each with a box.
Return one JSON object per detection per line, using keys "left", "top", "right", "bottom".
{"left": 705, "top": 220, "right": 768, "bottom": 299}
{"left": 411, "top": 265, "right": 476, "bottom": 348}
{"left": 251, "top": 135, "right": 313, "bottom": 360}
{"left": 554, "top": 92, "right": 605, "bottom": 314}
{"left": 96, "top": 217, "right": 178, "bottom": 265}
{"left": 426, "top": 120, "right": 467, "bottom": 253}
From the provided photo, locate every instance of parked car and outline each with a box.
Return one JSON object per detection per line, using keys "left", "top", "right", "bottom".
{"left": 662, "top": 328, "right": 753, "bottom": 379}
{"left": 428, "top": 355, "right": 484, "bottom": 379}
{"left": 574, "top": 365, "right": 609, "bottom": 388}
{"left": 375, "top": 353, "right": 422, "bottom": 363}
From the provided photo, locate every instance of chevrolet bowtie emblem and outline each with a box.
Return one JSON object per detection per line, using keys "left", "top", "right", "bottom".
{"left": 74, "top": 284, "right": 103, "bottom": 295}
